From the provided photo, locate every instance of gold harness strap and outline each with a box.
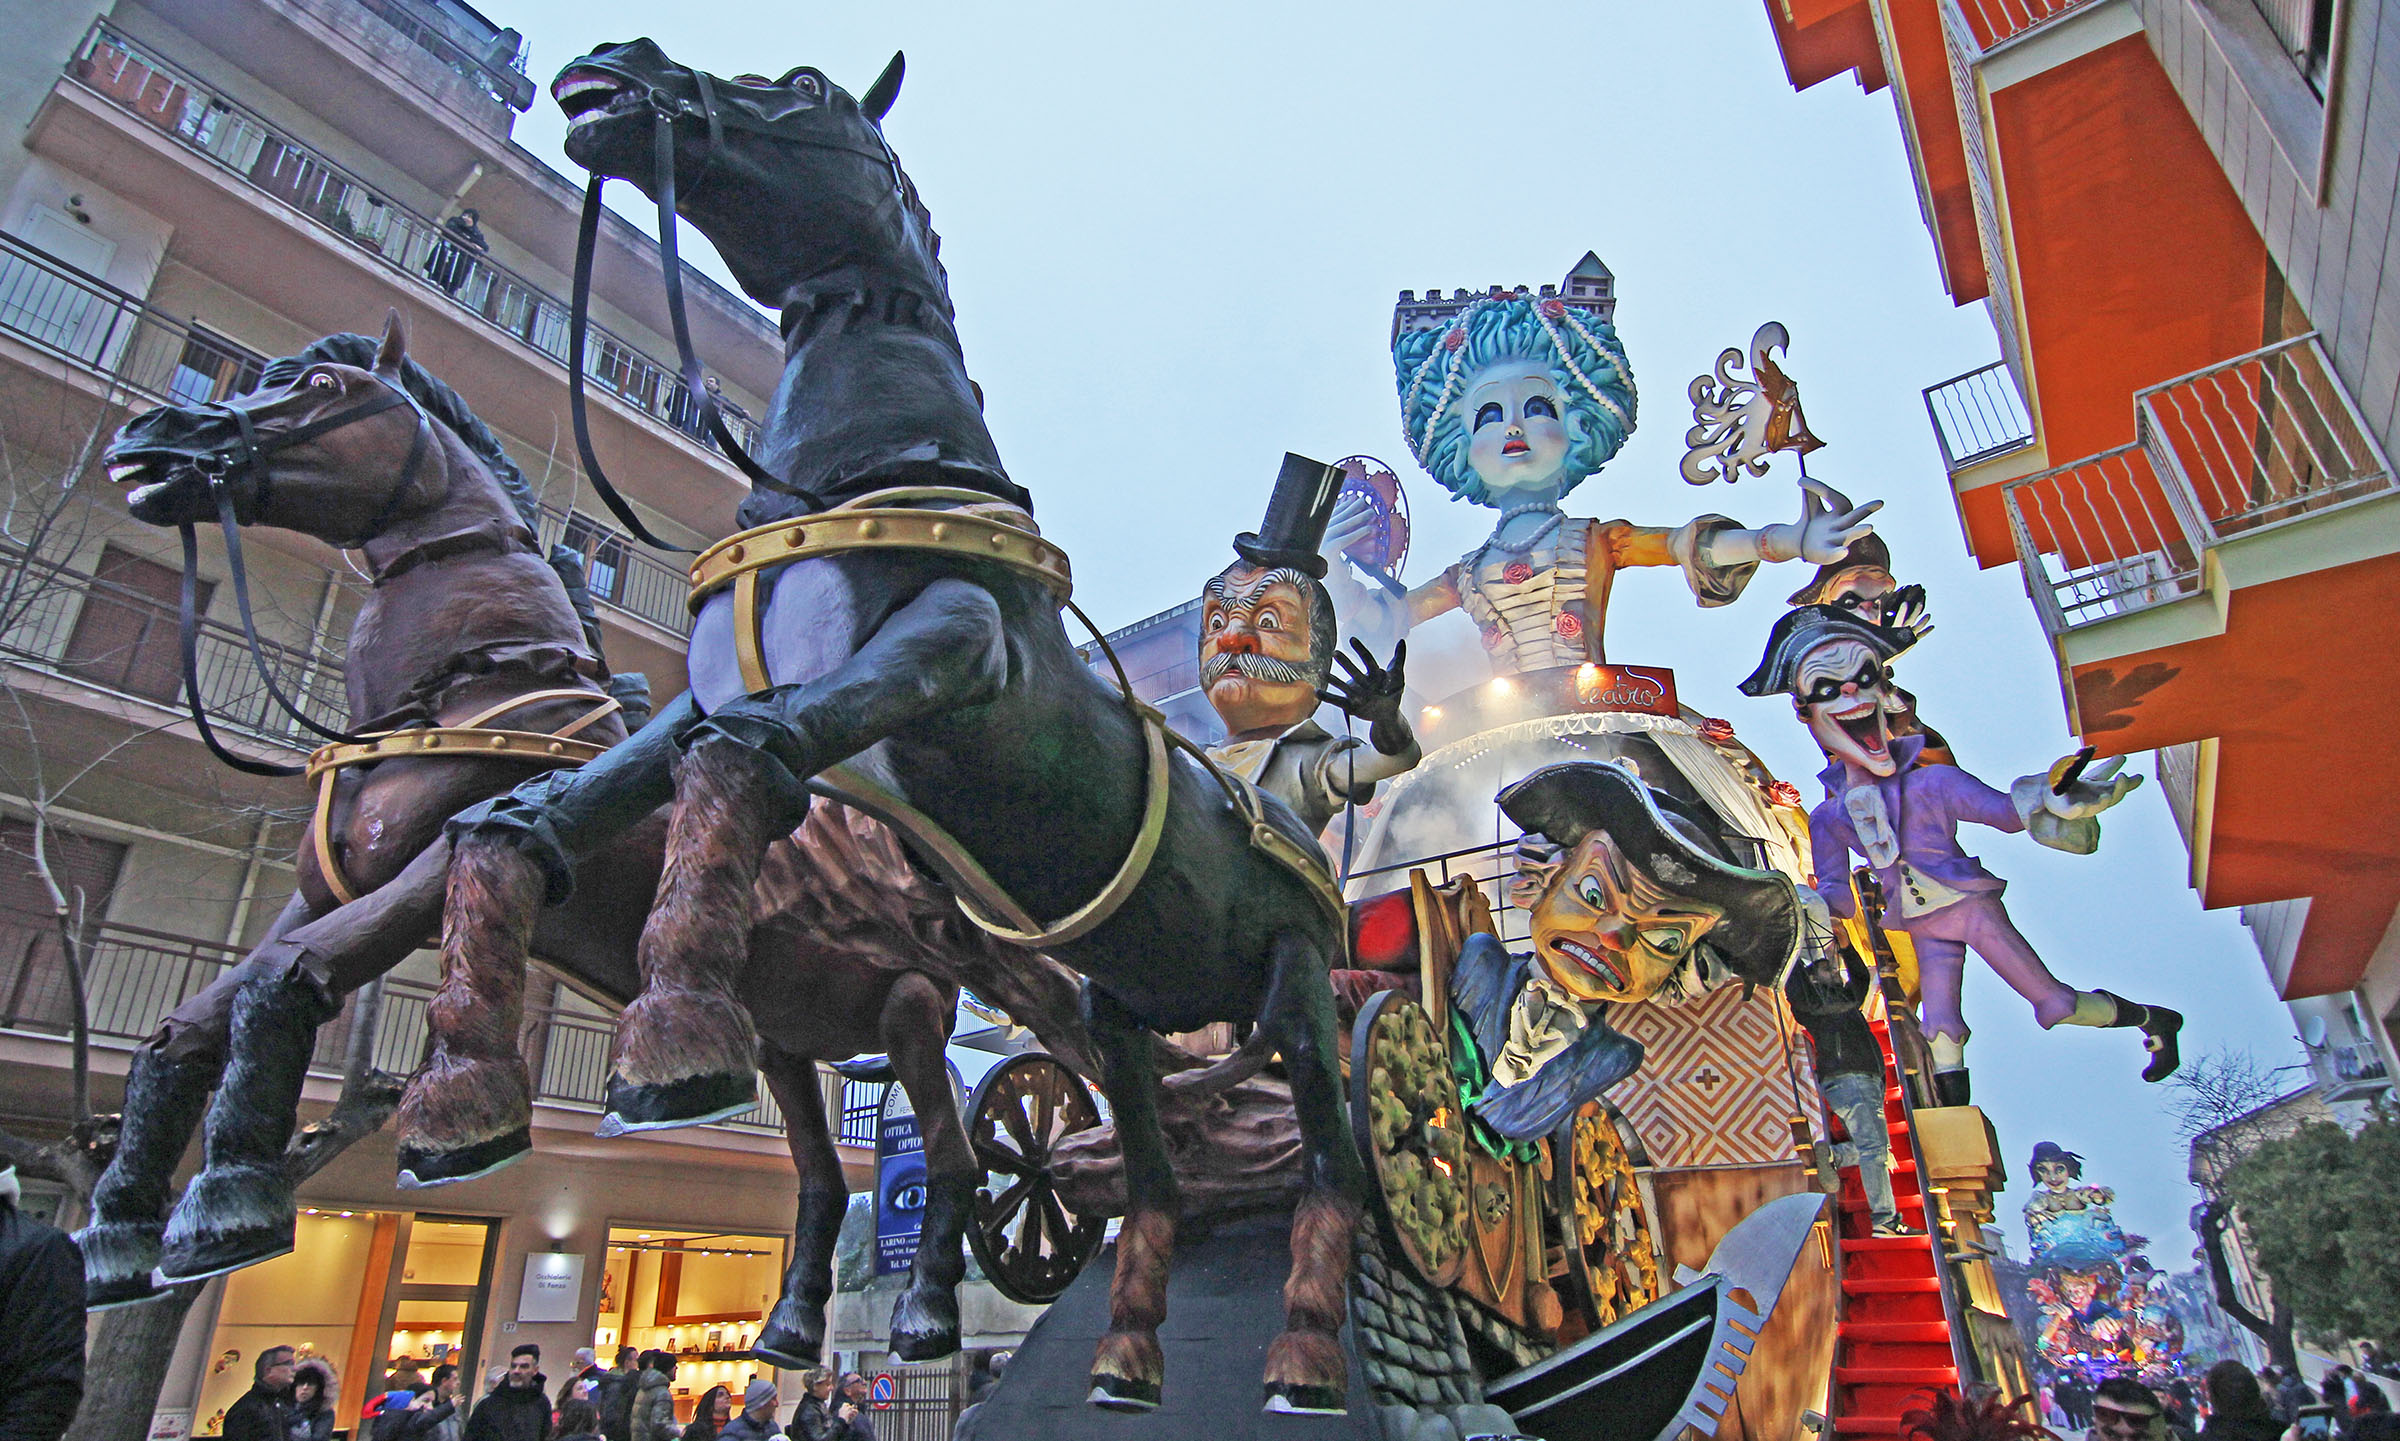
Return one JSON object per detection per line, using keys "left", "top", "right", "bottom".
{"left": 305, "top": 687, "right": 622, "bottom": 905}
{"left": 690, "top": 486, "right": 1342, "bottom": 947}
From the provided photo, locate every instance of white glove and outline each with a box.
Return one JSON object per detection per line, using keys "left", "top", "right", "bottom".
{"left": 2044, "top": 754, "right": 2142, "bottom": 820}
{"left": 1756, "top": 479, "right": 1884, "bottom": 565}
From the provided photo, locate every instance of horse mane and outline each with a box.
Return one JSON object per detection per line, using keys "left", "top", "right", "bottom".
{"left": 257, "top": 333, "right": 618, "bottom": 675}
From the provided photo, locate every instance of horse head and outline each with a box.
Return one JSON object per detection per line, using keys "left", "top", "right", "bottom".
{"left": 553, "top": 39, "right": 932, "bottom": 310}
{"left": 105, "top": 311, "right": 495, "bottom": 552}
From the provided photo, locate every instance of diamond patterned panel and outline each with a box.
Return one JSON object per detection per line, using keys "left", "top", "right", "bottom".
{"left": 1607, "top": 985, "right": 1820, "bottom": 1169}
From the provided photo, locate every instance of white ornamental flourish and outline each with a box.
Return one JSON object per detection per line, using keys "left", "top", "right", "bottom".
{"left": 1679, "top": 320, "right": 1799, "bottom": 487}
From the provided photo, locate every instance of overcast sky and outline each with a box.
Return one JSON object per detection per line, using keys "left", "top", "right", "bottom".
{"left": 490, "top": 0, "right": 2308, "bottom": 1266}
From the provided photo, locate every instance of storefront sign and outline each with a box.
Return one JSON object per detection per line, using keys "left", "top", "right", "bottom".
{"left": 874, "top": 1082, "right": 927, "bottom": 1277}
{"left": 517, "top": 1251, "right": 586, "bottom": 1323}
{"left": 148, "top": 1410, "right": 192, "bottom": 1441}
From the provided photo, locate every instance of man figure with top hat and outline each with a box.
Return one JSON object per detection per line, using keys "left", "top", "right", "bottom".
{"left": 1738, "top": 606, "right": 2182, "bottom": 1103}
{"left": 1199, "top": 452, "right": 1420, "bottom": 835}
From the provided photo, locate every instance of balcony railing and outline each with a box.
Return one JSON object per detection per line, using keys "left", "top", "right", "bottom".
{"left": 0, "top": 232, "right": 268, "bottom": 407}
{"left": 2313, "top": 1038, "right": 2391, "bottom": 1099}
{"left": 1924, "top": 360, "right": 2036, "bottom": 470}
{"left": 533, "top": 502, "right": 695, "bottom": 638}
{"left": 0, "top": 539, "right": 350, "bottom": 755}
{"left": 1944, "top": 0, "right": 2100, "bottom": 52}
{"left": 347, "top": 0, "right": 534, "bottom": 111}
{"left": 2002, "top": 334, "right": 2393, "bottom": 638}
{"left": 64, "top": 22, "right": 761, "bottom": 461}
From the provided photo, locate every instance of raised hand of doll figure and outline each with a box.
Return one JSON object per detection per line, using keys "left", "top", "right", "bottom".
{"left": 2043, "top": 754, "right": 2143, "bottom": 820}
{"left": 1319, "top": 639, "right": 1408, "bottom": 728}
{"left": 1761, "top": 479, "right": 1883, "bottom": 565}
{"left": 1321, "top": 491, "right": 1380, "bottom": 569}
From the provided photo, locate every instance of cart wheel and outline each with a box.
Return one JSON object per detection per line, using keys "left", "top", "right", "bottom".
{"left": 1350, "top": 990, "right": 1469, "bottom": 1288}
{"left": 1552, "top": 1101, "right": 1661, "bottom": 1328}
{"left": 965, "top": 1052, "right": 1106, "bottom": 1305}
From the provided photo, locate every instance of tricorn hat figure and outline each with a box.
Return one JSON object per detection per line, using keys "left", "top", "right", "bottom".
{"left": 1233, "top": 452, "right": 1346, "bottom": 580}
{"left": 1497, "top": 760, "right": 1803, "bottom": 989}
{"left": 1738, "top": 603, "right": 1918, "bottom": 699}
{"left": 1784, "top": 530, "right": 1895, "bottom": 606}
{"left": 2028, "top": 1140, "right": 2084, "bottom": 1174}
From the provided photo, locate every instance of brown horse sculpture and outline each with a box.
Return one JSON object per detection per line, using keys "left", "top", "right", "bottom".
{"left": 83, "top": 317, "right": 995, "bottom": 1365}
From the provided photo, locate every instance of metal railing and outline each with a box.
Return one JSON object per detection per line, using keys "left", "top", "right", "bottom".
{"left": 840, "top": 1078, "right": 884, "bottom": 1148}
{"left": 1923, "top": 361, "right": 2035, "bottom": 470}
{"left": 533, "top": 502, "right": 695, "bottom": 637}
{"left": 1944, "top": 0, "right": 2099, "bottom": 51}
{"left": 65, "top": 23, "right": 760, "bottom": 460}
{"left": 2001, "top": 333, "right": 2392, "bottom": 637}
{"left": 347, "top": 0, "right": 534, "bottom": 111}
{"left": 0, "top": 539, "right": 350, "bottom": 754}
{"left": 0, "top": 232, "right": 267, "bottom": 407}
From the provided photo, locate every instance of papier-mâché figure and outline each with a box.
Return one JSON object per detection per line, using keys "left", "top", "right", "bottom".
{"left": 1448, "top": 761, "right": 1803, "bottom": 1142}
{"left": 1200, "top": 453, "right": 1419, "bottom": 835}
{"left": 1739, "top": 606, "right": 2183, "bottom": 1104}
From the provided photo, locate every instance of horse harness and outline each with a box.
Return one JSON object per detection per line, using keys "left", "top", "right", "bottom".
{"left": 687, "top": 486, "right": 1347, "bottom": 950}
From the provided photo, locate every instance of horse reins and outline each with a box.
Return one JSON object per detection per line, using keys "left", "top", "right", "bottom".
{"left": 568, "top": 68, "right": 911, "bottom": 547}
{"left": 173, "top": 380, "right": 430, "bottom": 777}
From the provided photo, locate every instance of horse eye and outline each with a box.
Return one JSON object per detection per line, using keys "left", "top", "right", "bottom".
{"left": 308, "top": 373, "right": 338, "bottom": 391}
{"left": 777, "top": 67, "right": 822, "bottom": 97}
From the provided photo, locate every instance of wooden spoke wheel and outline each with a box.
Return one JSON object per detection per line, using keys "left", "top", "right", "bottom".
{"left": 1551, "top": 1101, "right": 1661, "bottom": 1329}
{"left": 1349, "top": 990, "right": 1469, "bottom": 1288}
{"left": 965, "top": 1052, "right": 1106, "bottom": 1305}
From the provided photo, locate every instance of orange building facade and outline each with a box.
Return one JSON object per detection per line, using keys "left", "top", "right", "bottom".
{"left": 1761, "top": 0, "right": 2400, "bottom": 1090}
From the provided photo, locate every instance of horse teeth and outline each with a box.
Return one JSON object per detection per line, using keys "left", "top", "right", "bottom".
{"left": 107, "top": 461, "right": 151, "bottom": 484}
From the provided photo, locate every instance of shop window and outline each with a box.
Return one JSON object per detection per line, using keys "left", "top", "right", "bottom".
{"left": 384, "top": 1214, "right": 500, "bottom": 1398}
{"left": 599, "top": 1228, "right": 786, "bottom": 1424}
{"left": 0, "top": 818, "right": 125, "bottom": 1032}
{"left": 197, "top": 1210, "right": 390, "bottom": 1439}
{"left": 62, "top": 544, "right": 209, "bottom": 702}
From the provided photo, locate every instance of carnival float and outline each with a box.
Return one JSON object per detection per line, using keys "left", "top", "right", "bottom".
{"left": 68, "top": 35, "right": 2192, "bottom": 1441}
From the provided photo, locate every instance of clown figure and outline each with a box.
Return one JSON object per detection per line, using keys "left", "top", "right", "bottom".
{"left": 1321, "top": 274, "right": 1883, "bottom": 674}
{"left": 1740, "top": 608, "right": 2183, "bottom": 1104}
{"left": 1447, "top": 761, "right": 1804, "bottom": 1142}
{"left": 1200, "top": 454, "right": 1421, "bottom": 834}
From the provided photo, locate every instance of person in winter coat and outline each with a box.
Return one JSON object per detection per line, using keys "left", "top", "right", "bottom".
{"left": 224, "top": 1348, "right": 299, "bottom": 1441}
{"left": 594, "top": 1351, "right": 639, "bottom": 1441}
{"left": 377, "top": 1365, "right": 465, "bottom": 1441}
{"left": 682, "top": 1389, "right": 731, "bottom": 1441}
{"left": 0, "top": 1160, "right": 83, "bottom": 1441}
{"left": 288, "top": 1363, "right": 338, "bottom": 1441}
{"left": 553, "top": 1398, "right": 602, "bottom": 1441}
{"left": 793, "top": 1372, "right": 836, "bottom": 1441}
{"left": 465, "top": 1347, "right": 551, "bottom": 1441}
{"left": 719, "top": 1382, "right": 777, "bottom": 1441}
{"left": 628, "top": 1353, "right": 678, "bottom": 1441}
{"left": 2200, "top": 1362, "right": 2284, "bottom": 1441}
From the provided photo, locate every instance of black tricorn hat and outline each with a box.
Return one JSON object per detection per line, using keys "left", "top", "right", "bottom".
{"left": 1738, "top": 603, "right": 1918, "bottom": 699}
{"left": 2028, "top": 1140, "right": 2084, "bottom": 1172}
{"left": 1233, "top": 452, "right": 1345, "bottom": 580}
{"left": 1498, "top": 761, "right": 1802, "bottom": 989}
{"left": 1784, "top": 530, "right": 1894, "bottom": 606}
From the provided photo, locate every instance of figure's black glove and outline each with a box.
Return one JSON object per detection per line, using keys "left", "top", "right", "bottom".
{"left": 1318, "top": 639, "right": 1411, "bottom": 754}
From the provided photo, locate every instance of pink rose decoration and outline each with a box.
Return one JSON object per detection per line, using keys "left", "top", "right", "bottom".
{"left": 1768, "top": 780, "right": 1805, "bottom": 809}
{"left": 1443, "top": 327, "right": 1467, "bottom": 351}
{"left": 1502, "top": 560, "right": 1533, "bottom": 585}
{"left": 1553, "top": 612, "right": 1583, "bottom": 639}
{"left": 1540, "top": 298, "right": 1567, "bottom": 319}
{"left": 1698, "top": 717, "right": 1737, "bottom": 744}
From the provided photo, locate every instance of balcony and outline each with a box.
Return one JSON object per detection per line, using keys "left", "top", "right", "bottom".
{"left": 2001, "top": 333, "right": 2393, "bottom": 640}
{"left": 59, "top": 22, "right": 758, "bottom": 461}
{"left": 345, "top": 0, "right": 534, "bottom": 112}
{"left": 1943, "top": 0, "right": 2102, "bottom": 52}
{"left": 2312, "top": 1039, "right": 2390, "bottom": 1102}
{"left": 0, "top": 912, "right": 792, "bottom": 1137}
{"left": 1924, "top": 360, "right": 2036, "bottom": 470}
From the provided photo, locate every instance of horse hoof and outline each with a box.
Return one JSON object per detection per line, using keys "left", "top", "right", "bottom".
{"left": 1262, "top": 1383, "right": 1347, "bottom": 1416}
{"left": 1087, "top": 1377, "right": 1161, "bottom": 1413}
{"left": 396, "top": 1128, "right": 532, "bottom": 1189}
{"left": 888, "top": 1287, "right": 961, "bottom": 1362}
{"left": 77, "top": 1220, "right": 165, "bottom": 1308}
{"left": 158, "top": 1165, "right": 294, "bottom": 1283}
{"left": 751, "top": 1316, "right": 824, "bottom": 1370}
{"left": 597, "top": 1071, "right": 754, "bottom": 1135}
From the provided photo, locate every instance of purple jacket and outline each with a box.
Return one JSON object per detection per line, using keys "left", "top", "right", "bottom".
{"left": 1809, "top": 735, "right": 2020, "bottom": 923}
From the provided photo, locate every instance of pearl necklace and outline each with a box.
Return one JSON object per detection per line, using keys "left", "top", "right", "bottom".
{"left": 1474, "top": 505, "right": 1566, "bottom": 569}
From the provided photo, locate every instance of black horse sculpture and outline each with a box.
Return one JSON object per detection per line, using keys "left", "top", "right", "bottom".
{"left": 415, "top": 40, "right": 1362, "bottom": 1413}
{"left": 86, "top": 321, "right": 997, "bottom": 1366}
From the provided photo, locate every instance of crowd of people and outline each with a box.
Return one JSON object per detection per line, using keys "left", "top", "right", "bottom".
{"left": 2042, "top": 1356, "right": 2400, "bottom": 1441}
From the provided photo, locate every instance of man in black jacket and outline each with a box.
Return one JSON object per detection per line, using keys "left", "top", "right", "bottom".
{"left": 1787, "top": 946, "right": 1920, "bottom": 1237}
{"left": 466, "top": 1346, "right": 551, "bottom": 1441}
{"left": 222, "top": 1347, "right": 297, "bottom": 1441}
{"left": 0, "top": 1161, "right": 84, "bottom": 1441}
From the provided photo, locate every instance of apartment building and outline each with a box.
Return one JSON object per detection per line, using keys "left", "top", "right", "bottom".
{"left": 1757, "top": 0, "right": 2400, "bottom": 1106}
{"left": 0, "top": 0, "right": 929, "bottom": 1432}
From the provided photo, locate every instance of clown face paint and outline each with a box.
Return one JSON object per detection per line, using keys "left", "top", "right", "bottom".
{"left": 1200, "top": 563, "right": 1320, "bottom": 735}
{"left": 1520, "top": 830, "right": 1726, "bottom": 1004}
{"left": 1820, "top": 567, "right": 1898, "bottom": 624}
{"left": 1462, "top": 362, "right": 1573, "bottom": 499}
{"left": 1796, "top": 637, "right": 1903, "bottom": 776}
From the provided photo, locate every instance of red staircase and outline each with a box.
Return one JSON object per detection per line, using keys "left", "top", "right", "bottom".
{"left": 1828, "top": 1015, "right": 1961, "bottom": 1438}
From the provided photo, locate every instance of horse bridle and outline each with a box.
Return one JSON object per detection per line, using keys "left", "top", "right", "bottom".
{"left": 566, "top": 65, "right": 913, "bottom": 548}
{"left": 166, "top": 378, "right": 436, "bottom": 777}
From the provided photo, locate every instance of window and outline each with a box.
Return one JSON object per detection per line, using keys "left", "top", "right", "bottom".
{"left": 559, "top": 511, "right": 628, "bottom": 605}
{"left": 0, "top": 818, "right": 127, "bottom": 1032}
{"left": 2252, "top": 0, "right": 2335, "bottom": 95}
{"left": 62, "top": 544, "right": 210, "bottom": 702}
{"left": 165, "top": 326, "right": 265, "bottom": 406}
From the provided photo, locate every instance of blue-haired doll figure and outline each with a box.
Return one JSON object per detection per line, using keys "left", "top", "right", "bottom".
{"left": 1321, "top": 278, "right": 1880, "bottom": 673}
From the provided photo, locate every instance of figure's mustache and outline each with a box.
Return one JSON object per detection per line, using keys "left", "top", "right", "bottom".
{"left": 1201, "top": 651, "right": 1311, "bottom": 687}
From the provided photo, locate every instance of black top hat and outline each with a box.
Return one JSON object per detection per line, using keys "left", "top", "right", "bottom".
{"left": 1784, "top": 531, "right": 1894, "bottom": 606}
{"left": 1738, "top": 603, "right": 1918, "bottom": 699}
{"left": 1497, "top": 761, "right": 1802, "bottom": 989}
{"left": 1233, "top": 452, "right": 1345, "bottom": 580}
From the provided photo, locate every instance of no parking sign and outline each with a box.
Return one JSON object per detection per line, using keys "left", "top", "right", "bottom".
{"left": 869, "top": 1374, "right": 895, "bottom": 1411}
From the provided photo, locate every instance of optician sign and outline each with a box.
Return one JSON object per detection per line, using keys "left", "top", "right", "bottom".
{"left": 518, "top": 1250, "right": 586, "bottom": 1322}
